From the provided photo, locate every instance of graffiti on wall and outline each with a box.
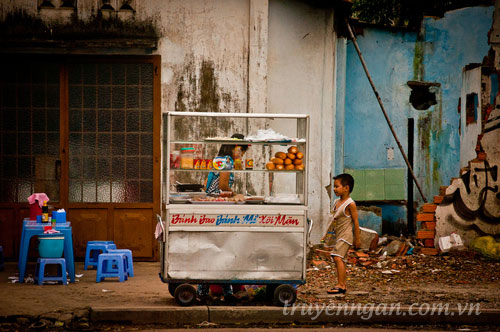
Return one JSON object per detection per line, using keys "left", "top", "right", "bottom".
{"left": 436, "top": 92, "right": 500, "bottom": 242}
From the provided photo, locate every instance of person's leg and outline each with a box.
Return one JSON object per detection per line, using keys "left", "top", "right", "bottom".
{"left": 197, "top": 284, "right": 210, "bottom": 296}
{"left": 222, "top": 284, "right": 233, "bottom": 295}
{"left": 222, "top": 284, "right": 236, "bottom": 303}
{"left": 327, "top": 240, "right": 350, "bottom": 294}
{"left": 333, "top": 256, "right": 346, "bottom": 289}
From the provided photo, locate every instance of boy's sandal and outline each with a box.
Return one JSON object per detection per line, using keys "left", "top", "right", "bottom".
{"left": 327, "top": 287, "right": 346, "bottom": 294}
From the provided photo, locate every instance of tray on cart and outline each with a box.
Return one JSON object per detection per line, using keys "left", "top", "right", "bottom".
{"left": 244, "top": 196, "right": 265, "bottom": 204}
{"left": 190, "top": 200, "right": 236, "bottom": 204}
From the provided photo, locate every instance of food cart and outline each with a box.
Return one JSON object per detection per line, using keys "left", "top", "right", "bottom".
{"left": 158, "top": 111, "right": 311, "bottom": 306}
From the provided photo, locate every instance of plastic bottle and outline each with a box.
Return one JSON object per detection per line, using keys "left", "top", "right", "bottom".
{"left": 245, "top": 146, "right": 253, "bottom": 169}
{"left": 42, "top": 201, "right": 49, "bottom": 222}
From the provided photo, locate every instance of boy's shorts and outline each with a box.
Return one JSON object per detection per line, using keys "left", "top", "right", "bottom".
{"left": 330, "top": 240, "right": 351, "bottom": 260}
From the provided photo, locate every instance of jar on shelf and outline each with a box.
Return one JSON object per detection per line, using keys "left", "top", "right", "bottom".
{"left": 180, "top": 147, "right": 195, "bottom": 169}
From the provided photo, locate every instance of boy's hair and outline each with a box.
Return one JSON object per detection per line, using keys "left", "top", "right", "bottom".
{"left": 334, "top": 173, "right": 354, "bottom": 193}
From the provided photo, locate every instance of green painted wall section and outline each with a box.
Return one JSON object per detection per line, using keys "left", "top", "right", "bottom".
{"left": 346, "top": 168, "right": 406, "bottom": 201}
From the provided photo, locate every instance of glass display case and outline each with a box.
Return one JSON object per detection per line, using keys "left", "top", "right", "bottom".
{"left": 163, "top": 112, "right": 309, "bottom": 205}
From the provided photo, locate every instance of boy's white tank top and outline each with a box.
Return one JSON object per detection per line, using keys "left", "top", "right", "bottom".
{"left": 331, "top": 197, "right": 354, "bottom": 245}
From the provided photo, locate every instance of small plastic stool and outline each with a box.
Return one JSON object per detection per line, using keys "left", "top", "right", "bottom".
{"left": 34, "top": 258, "right": 67, "bottom": 285}
{"left": 84, "top": 241, "right": 117, "bottom": 270}
{"left": 96, "top": 253, "right": 128, "bottom": 282}
{"left": 0, "top": 245, "right": 4, "bottom": 271}
{"left": 107, "top": 249, "right": 134, "bottom": 277}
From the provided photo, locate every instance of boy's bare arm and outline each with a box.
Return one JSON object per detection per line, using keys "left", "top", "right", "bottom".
{"left": 348, "top": 203, "right": 361, "bottom": 248}
{"left": 320, "top": 211, "right": 334, "bottom": 242}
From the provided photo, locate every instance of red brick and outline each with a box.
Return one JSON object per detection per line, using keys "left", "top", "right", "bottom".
{"left": 396, "top": 244, "right": 409, "bottom": 256}
{"left": 433, "top": 196, "right": 444, "bottom": 204}
{"left": 417, "top": 230, "right": 435, "bottom": 239}
{"left": 424, "top": 239, "right": 435, "bottom": 247}
{"left": 314, "top": 249, "right": 332, "bottom": 259}
{"left": 421, "top": 248, "right": 439, "bottom": 255}
{"left": 422, "top": 204, "right": 437, "bottom": 213}
{"left": 311, "top": 260, "right": 328, "bottom": 269}
{"left": 347, "top": 256, "right": 358, "bottom": 265}
{"left": 422, "top": 221, "right": 436, "bottom": 230}
{"left": 361, "top": 260, "right": 376, "bottom": 267}
{"left": 417, "top": 213, "right": 435, "bottom": 222}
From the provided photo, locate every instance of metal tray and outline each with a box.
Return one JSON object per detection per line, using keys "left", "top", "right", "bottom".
{"left": 190, "top": 200, "right": 236, "bottom": 204}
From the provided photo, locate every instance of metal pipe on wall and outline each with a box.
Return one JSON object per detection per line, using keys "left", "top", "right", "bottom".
{"left": 344, "top": 18, "right": 428, "bottom": 203}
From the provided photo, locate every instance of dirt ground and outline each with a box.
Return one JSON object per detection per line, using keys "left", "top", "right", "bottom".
{"left": 0, "top": 261, "right": 174, "bottom": 318}
{"left": 298, "top": 250, "right": 500, "bottom": 308}
{"left": 0, "top": 252, "right": 499, "bottom": 320}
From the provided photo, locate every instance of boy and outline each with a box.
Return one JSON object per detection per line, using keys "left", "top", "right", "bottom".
{"left": 322, "top": 173, "right": 360, "bottom": 294}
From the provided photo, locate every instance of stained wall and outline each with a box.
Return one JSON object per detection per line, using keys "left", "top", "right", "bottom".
{"left": 335, "top": 6, "right": 494, "bottom": 234}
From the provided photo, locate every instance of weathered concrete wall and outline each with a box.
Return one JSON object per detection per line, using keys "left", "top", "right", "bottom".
{"left": 435, "top": 78, "right": 500, "bottom": 245}
{"left": 336, "top": 6, "right": 494, "bottom": 235}
{"left": 419, "top": 7, "right": 493, "bottom": 198}
{"left": 140, "top": 0, "right": 250, "bottom": 119}
{"left": 0, "top": 0, "right": 338, "bottom": 241}
{"left": 434, "top": 1, "right": 500, "bottom": 245}
{"left": 267, "top": 0, "right": 335, "bottom": 242}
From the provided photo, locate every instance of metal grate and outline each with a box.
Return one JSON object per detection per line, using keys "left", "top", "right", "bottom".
{"left": 68, "top": 63, "right": 153, "bottom": 203}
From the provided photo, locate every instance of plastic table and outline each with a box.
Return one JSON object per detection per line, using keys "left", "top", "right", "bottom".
{"left": 18, "top": 219, "right": 75, "bottom": 283}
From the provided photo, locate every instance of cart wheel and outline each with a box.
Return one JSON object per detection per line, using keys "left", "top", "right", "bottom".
{"left": 174, "top": 283, "right": 196, "bottom": 306}
{"left": 273, "top": 284, "right": 296, "bottom": 307}
{"left": 168, "top": 283, "right": 180, "bottom": 297}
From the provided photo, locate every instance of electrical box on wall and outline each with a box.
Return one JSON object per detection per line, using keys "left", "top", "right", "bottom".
{"left": 387, "top": 147, "right": 394, "bottom": 160}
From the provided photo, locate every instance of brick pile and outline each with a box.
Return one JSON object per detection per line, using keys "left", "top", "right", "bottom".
{"left": 416, "top": 187, "right": 446, "bottom": 255}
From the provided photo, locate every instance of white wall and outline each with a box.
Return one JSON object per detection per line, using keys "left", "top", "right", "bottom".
{"left": 267, "top": 0, "right": 336, "bottom": 241}
{"left": 460, "top": 67, "right": 482, "bottom": 168}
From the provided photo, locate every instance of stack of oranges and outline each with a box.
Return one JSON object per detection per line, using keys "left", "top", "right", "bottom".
{"left": 266, "top": 146, "right": 304, "bottom": 171}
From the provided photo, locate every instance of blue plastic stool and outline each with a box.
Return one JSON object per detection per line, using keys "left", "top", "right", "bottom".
{"left": 34, "top": 258, "right": 67, "bottom": 285}
{"left": 107, "top": 249, "right": 134, "bottom": 277}
{"left": 0, "top": 245, "right": 4, "bottom": 271}
{"left": 96, "top": 253, "right": 127, "bottom": 282}
{"left": 84, "top": 242, "right": 117, "bottom": 270}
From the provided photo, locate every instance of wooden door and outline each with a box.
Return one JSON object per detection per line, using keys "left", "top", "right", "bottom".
{"left": 0, "top": 56, "right": 161, "bottom": 260}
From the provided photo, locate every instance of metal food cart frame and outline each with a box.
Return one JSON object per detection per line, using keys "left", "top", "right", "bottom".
{"left": 159, "top": 111, "right": 311, "bottom": 306}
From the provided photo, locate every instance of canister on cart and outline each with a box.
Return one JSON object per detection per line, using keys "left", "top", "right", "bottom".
{"left": 180, "top": 147, "right": 194, "bottom": 169}
{"left": 234, "top": 158, "right": 243, "bottom": 170}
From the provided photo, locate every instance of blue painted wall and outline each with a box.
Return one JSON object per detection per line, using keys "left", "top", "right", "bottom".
{"left": 335, "top": 6, "right": 493, "bottom": 234}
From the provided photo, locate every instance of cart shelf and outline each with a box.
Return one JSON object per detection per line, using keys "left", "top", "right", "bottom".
{"left": 169, "top": 168, "right": 304, "bottom": 173}
{"left": 168, "top": 140, "right": 306, "bottom": 145}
